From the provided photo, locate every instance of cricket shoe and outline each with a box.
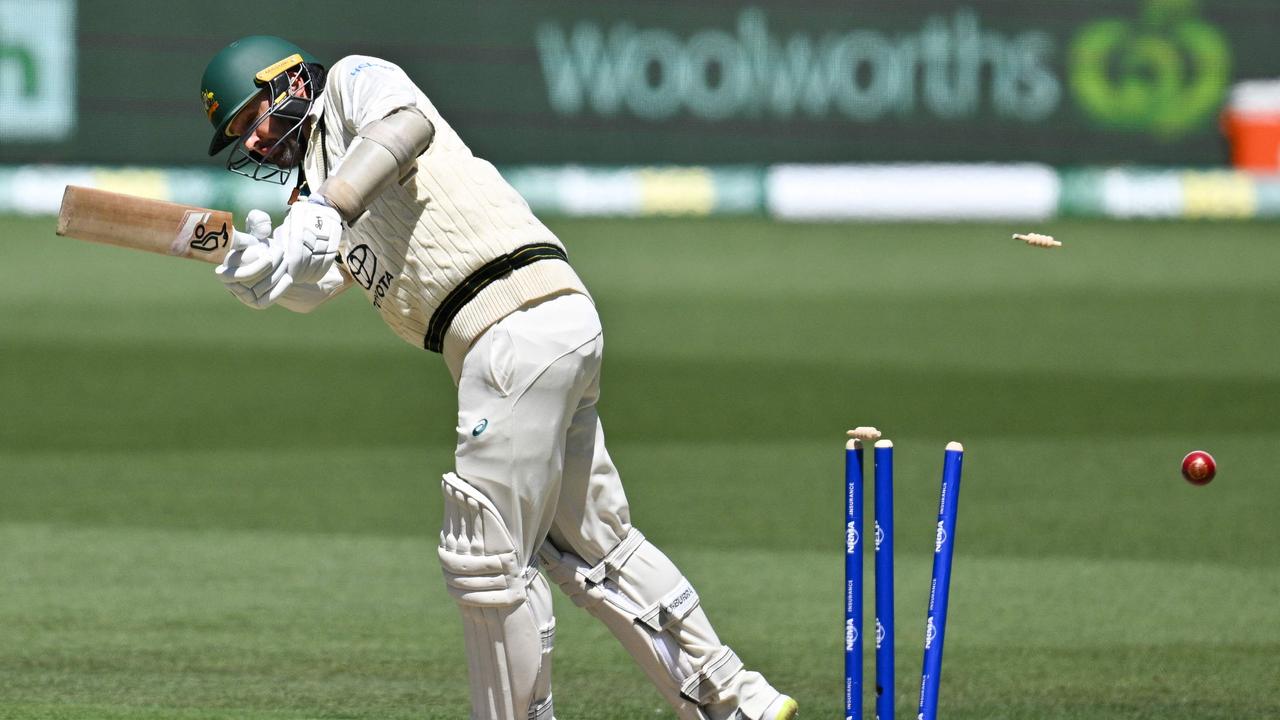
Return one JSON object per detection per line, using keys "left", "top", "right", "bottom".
{"left": 760, "top": 694, "right": 798, "bottom": 720}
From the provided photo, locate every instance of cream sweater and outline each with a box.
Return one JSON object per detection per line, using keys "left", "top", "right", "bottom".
{"left": 300, "top": 55, "right": 589, "bottom": 371}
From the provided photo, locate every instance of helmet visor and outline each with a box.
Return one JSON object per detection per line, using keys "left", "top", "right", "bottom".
{"left": 222, "top": 63, "right": 316, "bottom": 184}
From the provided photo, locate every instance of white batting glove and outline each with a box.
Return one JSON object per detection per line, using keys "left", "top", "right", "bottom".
{"left": 215, "top": 209, "right": 293, "bottom": 309}
{"left": 242, "top": 208, "right": 273, "bottom": 244}
{"left": 216, "top": 209, "right": 274, "bottom": 282}
{"left": 276, "top": 262, "right": 351, "bottom": 314}
{"left": 278, "top": 196, "right": 342, "bottom": 285}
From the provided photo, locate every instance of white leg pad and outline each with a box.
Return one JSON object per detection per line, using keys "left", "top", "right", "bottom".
{"left": 539, "top": 530, "right": 781, "bottom": 720}
{"left": 440, "top": 473, "right": 555, "bottom": 720}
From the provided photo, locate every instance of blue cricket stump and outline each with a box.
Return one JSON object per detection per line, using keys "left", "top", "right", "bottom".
{"left": 844, "top": 438, "right": 865, "bottom": 720}
{"left": 873, "top": 440, "right": 895, "bottom": 720}
{"left": 917, "top": 441, "right": 964, "bottom": 720}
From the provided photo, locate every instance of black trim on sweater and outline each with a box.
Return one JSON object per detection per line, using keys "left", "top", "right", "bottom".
{"left": 423, "top": 243, "right": 569, "bottom": 353}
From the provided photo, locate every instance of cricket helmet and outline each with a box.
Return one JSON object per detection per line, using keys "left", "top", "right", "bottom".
{"left": 200, "top": 35, "right": 320, "bottom": 157}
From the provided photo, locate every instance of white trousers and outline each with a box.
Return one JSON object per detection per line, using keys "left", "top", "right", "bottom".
{"left": 452, "top": 291, "right": 626, "bottom": 565}
{"left": 445, "top": 292, "right": 781, "bottom": 720}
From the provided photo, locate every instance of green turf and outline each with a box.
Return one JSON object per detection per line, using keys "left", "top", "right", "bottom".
{"left": 2, "top": 215, "right": 1278, "bottom": 718}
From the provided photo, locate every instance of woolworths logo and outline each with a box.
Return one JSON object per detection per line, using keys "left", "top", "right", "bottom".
{"left": 536, "top": 7, "right": 1062, "bottom": 124}
{"left": 1070, "top": 0, "right": 1229, "bottom": 138}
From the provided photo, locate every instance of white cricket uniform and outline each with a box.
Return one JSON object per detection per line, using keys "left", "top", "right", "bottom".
{"left": 298, "top": 55, "right": 786, "bottom": 720}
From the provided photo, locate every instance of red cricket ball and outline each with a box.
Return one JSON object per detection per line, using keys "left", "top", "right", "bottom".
{"left": 1181, "top": 450, "right": 1216, "bottom": 486}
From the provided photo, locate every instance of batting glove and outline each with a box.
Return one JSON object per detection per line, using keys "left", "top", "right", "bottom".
{"left": 278, "top": 196, "right": 342, "bottom": 285}
{"left": 215, "top": 209, "right": 293, "bottom": 309}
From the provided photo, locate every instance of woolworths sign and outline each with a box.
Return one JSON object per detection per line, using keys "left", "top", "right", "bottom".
{"left": 535, "top": 1, "right": 1232, "bottom": 146}
{"left": 2, "top": 0, "right": 1260, "bottom": 166}
{"left": 538, "top": 8, "right": 1061, "bottom": 124}
{"left": 0, "top": 0, "right": 75, "bottom": 142}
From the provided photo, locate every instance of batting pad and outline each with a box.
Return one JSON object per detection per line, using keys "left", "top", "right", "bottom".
{"left": 539, "top": 531, "right": 781, "bottom": 720}
{"left": 439, "top": 473, "right": 555, "bottom": 720}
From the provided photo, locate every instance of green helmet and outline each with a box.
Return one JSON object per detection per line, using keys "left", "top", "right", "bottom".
{"left": 200, "top": 35, "right": 319, "bottom": 156}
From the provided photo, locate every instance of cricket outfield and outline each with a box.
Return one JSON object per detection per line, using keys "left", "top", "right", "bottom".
{"left": 1, "top": 215, "right": 1278, "bottom": 719}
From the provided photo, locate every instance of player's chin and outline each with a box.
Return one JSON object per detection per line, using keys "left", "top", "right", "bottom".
{"left": 266, "top": 139, "right": 303, "bottom": 168}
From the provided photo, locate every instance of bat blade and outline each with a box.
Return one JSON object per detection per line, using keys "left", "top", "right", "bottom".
{"left": 55, "top": 185, "right": 237, "bottom": 264}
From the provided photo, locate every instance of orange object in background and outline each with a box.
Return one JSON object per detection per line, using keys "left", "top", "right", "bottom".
{"left": 1223, "top": 80, "right": 1280, "bottom": 172}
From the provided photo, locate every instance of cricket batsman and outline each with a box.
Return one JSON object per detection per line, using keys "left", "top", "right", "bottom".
{"left": 198, "top": 36, "right": 797, "bottom": 720}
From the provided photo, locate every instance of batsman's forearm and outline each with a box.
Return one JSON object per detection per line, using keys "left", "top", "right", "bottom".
{"left": 55, "top": 185, "right": 237, "bottom": 264}
{"left": 318, "top": 108, "right": 434, "bottom": 224}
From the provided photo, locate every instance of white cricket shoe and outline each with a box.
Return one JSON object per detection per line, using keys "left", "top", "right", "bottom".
{"left": 760, "top": 694, "right": 798, "bottom": 720}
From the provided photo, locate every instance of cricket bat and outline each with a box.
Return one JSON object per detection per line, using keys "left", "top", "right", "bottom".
{"left": 55, "top": 185, "right": 240, "bottom": 264}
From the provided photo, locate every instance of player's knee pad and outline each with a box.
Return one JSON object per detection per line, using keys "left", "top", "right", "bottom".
{"left": 539, "top": 530, "right": 756, "bottom": 720}
{"left": 439, "top": 473, "right": 555, "bottom": 720}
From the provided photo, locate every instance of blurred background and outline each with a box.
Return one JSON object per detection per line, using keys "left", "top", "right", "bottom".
{"left": 5, "top": 0, "right": 1280, "bottom": 218}
{"left": 3, "top": 2, "right": 1279, "bottom": 719}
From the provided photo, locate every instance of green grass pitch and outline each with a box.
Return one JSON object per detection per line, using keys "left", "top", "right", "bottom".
{"left": 2, "top": 215, "right": 1279, "bottom": 719}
